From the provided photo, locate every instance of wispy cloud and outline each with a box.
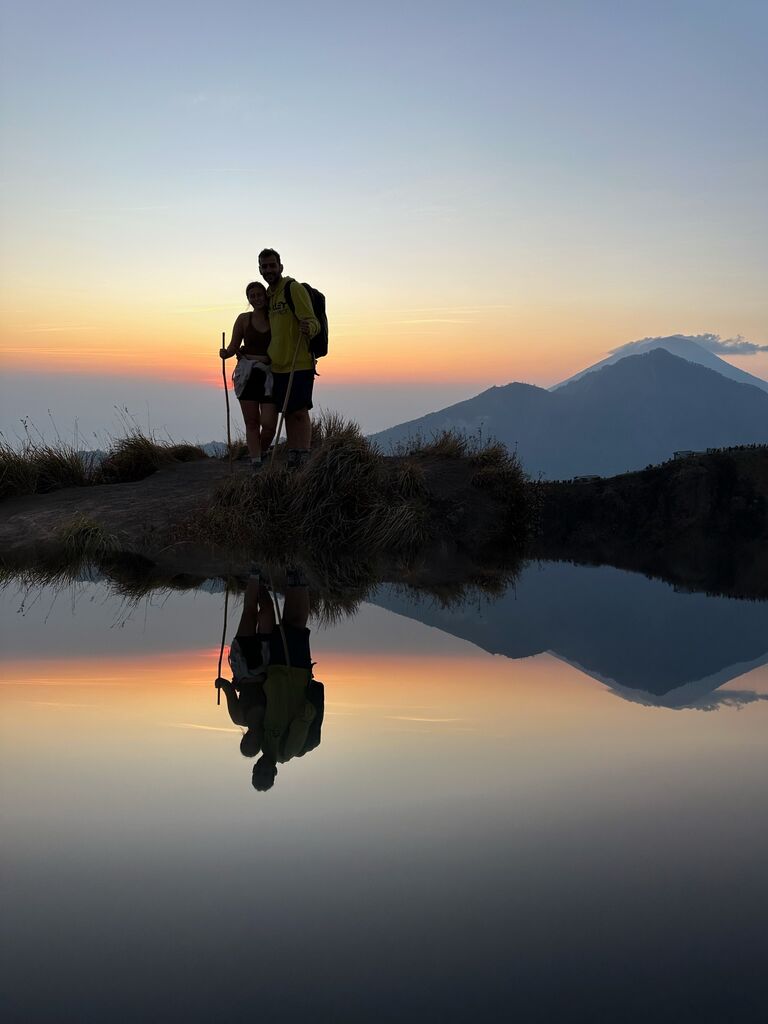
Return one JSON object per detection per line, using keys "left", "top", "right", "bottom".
{"left": 694, "top": 691, "right": 768, "bottom": 711}
{"left": 25, "top": 700, "right": 100, "bottom": 708}
{"left": 170, "top": 722, "right": 241, "bottom": 733}
{"left": 173, "top": 305, "right": 239, "bottom": 314}
{"left": 697, "top": 334, "right": 768, "bottom": 355}
{"left": 58, "top": 205, "right": 171, "bottom": 215}
{"left": 384, "top": 716, "right": 463, "bottom": 723}
{"left": 17, "top": 324, "right": 101, "bottom": 334}
{"left": 618, "top": 333, "right": 768, "bottom": 356}
{"left": 391, "top": 318, "right": 471, "bottom": 325}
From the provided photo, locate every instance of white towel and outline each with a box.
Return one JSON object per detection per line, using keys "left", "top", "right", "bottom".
{"left": 233, "top": 357, "right": 274, "bottom": 399}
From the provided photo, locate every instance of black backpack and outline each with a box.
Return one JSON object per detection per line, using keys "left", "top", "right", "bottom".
{"left": 283, "top": 278, "right": 329, "bottom": 361}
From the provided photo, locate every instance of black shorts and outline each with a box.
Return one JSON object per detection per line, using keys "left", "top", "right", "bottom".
{"left": 233, "top": 634, "right": 268, "bottom": 670}
{"left": 271, "top": 369, "right": 314, "bottom": 413}
{"left": 268, "top": 626, "right": 312, "bottom": 671}
{"left": 237, "top": 368, "right": 275, "bottom": 403}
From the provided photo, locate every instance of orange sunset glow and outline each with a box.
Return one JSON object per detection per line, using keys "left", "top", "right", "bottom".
{"left": 6, "top": 301, "right": 765, "bottom": 391}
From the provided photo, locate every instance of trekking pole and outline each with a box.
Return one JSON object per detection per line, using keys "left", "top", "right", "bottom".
{"left": 220, "top": 331, "right": 232, "bottom": 474}
{"left": 268, "top": 571, "right": 291, "bottom": 671}
{"left": 270, "top": 334, "right": 303, "bottom": 466}
{"left": 215, "top": 579, "right": 230, "bottom": 706}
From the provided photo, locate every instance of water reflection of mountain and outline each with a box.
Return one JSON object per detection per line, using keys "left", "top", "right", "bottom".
{"left": 372, "top": 562, "right": 768, "bottom": 709}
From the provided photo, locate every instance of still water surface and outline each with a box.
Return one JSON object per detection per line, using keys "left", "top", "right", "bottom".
{"left": 1, "top": 562, "right": 767, "bottom": 1022}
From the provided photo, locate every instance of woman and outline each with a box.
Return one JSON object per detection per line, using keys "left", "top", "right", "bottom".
{"left": 216, "top": 571, "right": 275, "bottom": 759}
{"left": 220, "top": 282, "right": 278, "bottom": 471}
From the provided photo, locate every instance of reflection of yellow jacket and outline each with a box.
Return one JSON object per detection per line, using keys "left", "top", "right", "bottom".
{"left": 262, "top": 666, "right": 315, "bottom": 764}
{"left": 267, "top": 277, "right": 319, "bottom": 373}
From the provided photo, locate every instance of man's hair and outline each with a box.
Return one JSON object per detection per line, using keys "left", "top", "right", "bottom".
{"left": 245, "top": 280, "right": 266, "bottom": 298}
{"left": 252, "top": 756, "right": 277, "bottom": 791}
{"left": 258, "top": 248, "right": 281, "bottom": 263}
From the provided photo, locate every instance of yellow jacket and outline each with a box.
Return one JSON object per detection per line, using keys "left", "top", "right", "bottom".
{"left": 262, "top": 666, "right": 315, "bottom": 764}
{"left": 267, "top": 277, "right": 319, "bottom": 373}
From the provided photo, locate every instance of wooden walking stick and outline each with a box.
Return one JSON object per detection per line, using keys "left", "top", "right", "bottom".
{"left": 221, "top": 331, "right": 232, "bottom": 474}
{"left": 215, "top": 580, "right": 230, "bottom": 706}
{"left": 270, "top": 333, "right": 303, "bottom": 466}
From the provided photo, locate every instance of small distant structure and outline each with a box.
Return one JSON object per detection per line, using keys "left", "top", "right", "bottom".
{"left": 673, "top": 450, "right": 704, "bottom": 460}
{"left": 574, "top": 474, "right": 601, "bottom": 482}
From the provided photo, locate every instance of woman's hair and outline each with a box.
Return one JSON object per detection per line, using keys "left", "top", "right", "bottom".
{"left": 245, "top": 281, "right": 266, "bottom": 300}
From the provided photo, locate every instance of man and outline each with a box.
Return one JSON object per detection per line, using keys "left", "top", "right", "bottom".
{"left": 258, "top": 248, "right": 320, "bottom": 469}
{"left": 251, "top": 566, "right": 323, "bottom": 792}
{"left": 216, "top": 566, "right": 324, "bottom": 792}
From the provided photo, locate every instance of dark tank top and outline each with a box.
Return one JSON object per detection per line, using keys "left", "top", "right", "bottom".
{"left": 242, "top": 314, "right": 271, "bottom": 357}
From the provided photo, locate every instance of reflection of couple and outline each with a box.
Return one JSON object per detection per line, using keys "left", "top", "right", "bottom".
{"left": 216, "top": 569, "right": 324, "bottom": 792}
{"left": 219, "top": 249, "right": 320, "bottom": 472}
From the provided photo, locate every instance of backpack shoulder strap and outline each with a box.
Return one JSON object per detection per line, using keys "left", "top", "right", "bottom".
{"left": 282, "top": 278, "right": 296, "bottom": 316}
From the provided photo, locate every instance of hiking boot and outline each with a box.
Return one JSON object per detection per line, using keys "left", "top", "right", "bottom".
{"left": 251, "top": 459, "right": 264, "bottom": 475}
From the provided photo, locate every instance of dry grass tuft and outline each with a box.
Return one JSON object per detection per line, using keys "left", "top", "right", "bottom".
{"left": 311, "top": 410, "right": 364, "bottom": 448}
{"left": 384, "top": 565, "right": 522, "bottom": 612}
{"left": 58, "top": 514, "right": 119, "bottom": 562}
{"left": 192, "top": 422, "right": 431, "bottom": 565}
{"left": 393, "top": 429, "right": 469, "bottom": 459}
{"left": 0, "top": 442, "right": 38, "bottom": 499}
{"left": 0, "top": 438, "right": 90, "bottom": 498}
{"left": 97, "top": 432, "right": 172, "bottom": 483}
{"left": 469, "top": 440, "right": 510, "bottom": 469}
{"left": 167, "top": 443, "right": 208, "bottom": 463}
{"left": 471, "top": 448, "right": 537, "bottom": 546}
{"left": 31, "top": 445, "right": 90, "bottom": 492}
{"left": 187, "top": 414, "right": 538, "bottom": 565}
{"left": 1, "top": 427, "right": 208, "bottom": 498}
{"left": 97, "top": 432, "right": 208, "bottom": 483}
{"left": 227, "top": 438, "right": 249, "bottom": 461}
{"left": 391, "top": 428, "right": 513, "bottom": 465}
{"left": 391, "top": 461, "right": 427, "bottom": 501}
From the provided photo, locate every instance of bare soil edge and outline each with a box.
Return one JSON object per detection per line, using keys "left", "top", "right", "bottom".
{"left": 0, "top": 454, "right": 530, "bottom": 581}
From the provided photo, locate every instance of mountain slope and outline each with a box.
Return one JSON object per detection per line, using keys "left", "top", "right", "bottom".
{"left": 372, "top": 380, "right": 553, "bottom": 450}
{"left": 371, "top": 349, "right": 768, "bottom": 478}
{"left": 371, "top": 562, "right": 768, "bottom": 705}
{"left": 552, "top": 334, "right": 768, "bottom": 394}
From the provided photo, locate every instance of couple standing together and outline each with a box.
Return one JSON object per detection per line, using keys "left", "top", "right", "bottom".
{"left": 220, "top": 248, "right": 321, "bottom": 472}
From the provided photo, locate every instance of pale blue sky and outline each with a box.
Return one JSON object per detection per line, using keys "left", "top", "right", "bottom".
{"left": 1, "top": 0, "right": 766, "bottom": 438}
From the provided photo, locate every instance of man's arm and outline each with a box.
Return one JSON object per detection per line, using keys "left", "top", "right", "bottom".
{"left": 287, "top": 281, "right": 320, "bottom": 340}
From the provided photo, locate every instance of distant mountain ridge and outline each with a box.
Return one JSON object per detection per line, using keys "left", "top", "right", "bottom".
{"left": 372, "top": 348, "right": 768, "bottom": 479}
{"left": 552, "top": 334, "right": 768, "bottom": 394}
